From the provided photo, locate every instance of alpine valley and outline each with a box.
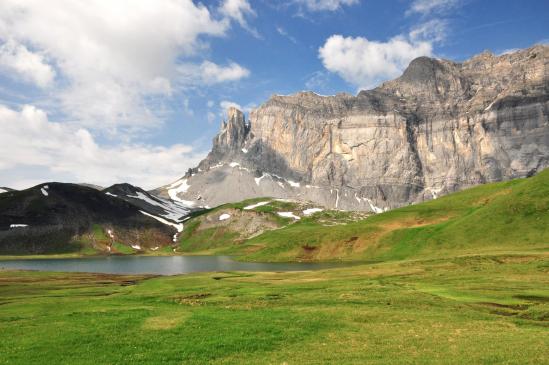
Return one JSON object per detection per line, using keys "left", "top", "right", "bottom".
{"left": 1, "top": 43, "right": 549, "bottom": 364}
{"left": 1, "top": 45, "right": 548, "bottom": 258}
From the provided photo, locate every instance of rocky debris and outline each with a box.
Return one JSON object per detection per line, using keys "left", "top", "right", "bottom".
{"left": 161, "top": 45, "right": 549, "bottom": 212}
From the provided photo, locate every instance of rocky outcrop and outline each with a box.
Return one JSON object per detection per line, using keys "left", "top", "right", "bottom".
{"left": 161, "top": 45, "right": 549, "bottom": 212}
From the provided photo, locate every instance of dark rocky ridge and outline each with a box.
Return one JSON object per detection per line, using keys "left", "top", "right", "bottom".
{"left": 0, "top": 183, "right": 175, "bottom": 254}
{"left": 161, "top": 45, "right": 549, "bottom": 212}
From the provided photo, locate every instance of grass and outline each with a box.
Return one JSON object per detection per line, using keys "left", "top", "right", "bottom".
{"left": 221, "top": 169, "right": 549, "bottom": 262}
{"left": 1, "top": 172, "right": 548, "bottom": 363}
{"left": 0, "top": 253, "right": 547, "bottom": 364}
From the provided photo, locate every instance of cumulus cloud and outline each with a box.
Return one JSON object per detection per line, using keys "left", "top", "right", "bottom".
{"left": 319, "top": 34, "right": 433, "bottom": 90}
{"left": 406, "top": 0, "right": 460, "bottom": 16}
{"left": 0, "top": 104, "right": 206, "bottom": 189}
{"left": 0, "top": 0, "right": 251, "bottom": 131}
{"left": 0, "top": 39, "right": 55, "bottom": 88}
{"left": 295, "top": 0, "right": 359, "bottom": 11}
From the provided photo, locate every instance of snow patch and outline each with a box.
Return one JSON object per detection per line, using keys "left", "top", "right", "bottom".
{"left": 229, "top": 162, "right": 240, "bottom": 168}
{"left": 0, "top": 188, "right": 6, "bottom": 194}
{"left": 140, "top": 210, "right": 184, "bottom": 243}
{"left": 287, "top": 180, "right": 300, "bottom": 188}
{"left": 365, "top": 198, "right": 384, "bottom": 214}
{"left": 41, "top": 185, "right": 49, "bottom": 196}
{"left": 303, "top": 208, "right": 323, "bottom": 216}
{"left": 277, "top": 212, "right": 300, "bottom": 220}
{"left": 128, "top": 191, "right": 192, "bottom": 221}
{"left": 244, "top": 201, "right": 270, "bottom": 210}
{"left": 219, "top": 213, "right": 231, "bottom": 221}
{"left": 130, "top": 243, "right": 142, "bottom": 250}
{"left": 255, "top": 173, "right": 270, "bottom": 186}
{"left": 105, "top": 192, "right": 118, "bottom": 197}
{"left": 485, "top": 99, "right": 497, "bottom": 111}
{"left": 426, "top": 187, "right": 443, "bottom": 199}
{"left": 241, "top": 148, "right": 248, "bottom": 153}
{"left": 305, "top": 185, "right": 321, "bottom": 189}
{"left": 167, "top": 179, "right": 194, "bottom": 207}
{"left": 10, "top": 224, "right": 28, "bottom": 228}
{"left": 107, "top": 229, "right": 114, "bottom": 239}
{"left": 140, "top": 211, "right": 184, "bottom": 232}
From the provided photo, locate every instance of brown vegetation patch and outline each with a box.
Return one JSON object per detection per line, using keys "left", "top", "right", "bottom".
{"left": 174, "top": 293, "right": 211, "bottom": 306}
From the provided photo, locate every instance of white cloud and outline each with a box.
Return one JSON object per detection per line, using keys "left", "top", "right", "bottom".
{"left": 0, "top": 104, "right": 206, "bottom": 189}
{"left": 177, "top": 61, "right": 250, "bottom": 87}
{"left": 319, "top": 34, "right": 433, "bottom": 90}
{"left": 294, "top": 0, "right": 359, "bottom": 12}
{"left": 409, "top": 19, "right": 448, "bottom": 43}
{"left": 406, "top": 0, "right": 460, "bottom": 16}
{"left": 199, "top": 61, "right": 251, "bottom": 84}
{"left": 220, "top": 100, "right": 243, "bottom": 112}
{"left": 207, "top": 111, "right": 216, "bottom": 123}
{"left": 0, "top": 0, "right": 250, "bottom": 132}
{"left": 219, "top": 100, "right": 255, "bottom": 117}
{"left": 219, "top": 0, "right": 259, "bottom": 37}
{"left": 276, "top": 26, "right": 298, "bottom": 44}
{"left": 0, "top": 39, "right": 55, "bottom": 88}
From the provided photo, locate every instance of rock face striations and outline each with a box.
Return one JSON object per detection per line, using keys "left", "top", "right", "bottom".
{"left": 160, "top": 45, "right": 549, "bottom": 212}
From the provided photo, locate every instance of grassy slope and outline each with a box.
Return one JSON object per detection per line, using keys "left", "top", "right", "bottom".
{"left": 176, "top": 198, "right": 364, "bottom": 255}
{"left": 0, "top": 253, "right": 547, "bottom": 364}
{"left": 0, "top": 173, "right": 548, "bottom": 363}
{"left": 221, "top": 169, "right": 549, "bottom": 262}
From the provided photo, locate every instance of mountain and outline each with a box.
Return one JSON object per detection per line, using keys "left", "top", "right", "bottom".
{"left": 0, "top": 187, "right": 15, "bottom": 194}
{"left": 173, "top": 167, "right": 549, "bottom": 262}
{"left": 0, "top": 183, "right": 182, "bottom": 254}
{"left": 173, "top": 198, "right": 368, "bottom": 255}
{"left": 103, "top": 183, "right": 195, "bottom": 222}
{"left": 158, "top": 45, "right": 549, "bottom": 212}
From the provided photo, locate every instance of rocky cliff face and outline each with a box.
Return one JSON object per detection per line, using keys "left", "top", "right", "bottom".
{"left": 160, "top": 45, "right": 549, "bottom": 212}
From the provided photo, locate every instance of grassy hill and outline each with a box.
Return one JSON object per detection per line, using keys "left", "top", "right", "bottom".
{"left": 0, "top": 172, "right": 547, "bottom": 363}
{"left": 178, "top": 169, "right": 549, "bottom": 262}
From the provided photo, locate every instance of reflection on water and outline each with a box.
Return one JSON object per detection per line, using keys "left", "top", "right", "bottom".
{"left": 0, "top": 255, "right": 353, "bottom": 275}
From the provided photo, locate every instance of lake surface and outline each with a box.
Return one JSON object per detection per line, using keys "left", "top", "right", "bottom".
{"left": 0, "top": 255, "right": 353, "bottom": 275}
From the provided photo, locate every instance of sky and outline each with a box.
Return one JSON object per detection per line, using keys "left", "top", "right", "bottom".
{"left": 0, "top": 0, "right": 547, "bottom": 190}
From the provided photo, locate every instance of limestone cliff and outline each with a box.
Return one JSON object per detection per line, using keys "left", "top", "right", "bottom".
{"left": 159, "top": 45, "right": 549, "bottom": 212}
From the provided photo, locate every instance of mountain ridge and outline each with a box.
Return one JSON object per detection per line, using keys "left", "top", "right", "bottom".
{"left": 159, "top": 44, "right": 549, "bottom": 212}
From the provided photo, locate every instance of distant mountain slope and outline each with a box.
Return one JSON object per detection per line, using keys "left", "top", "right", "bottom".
{"left": 0, "top": 187, "right": 15, "bottom": 194}
{"left": 103, "top": 183, "right": 194, "bottom": 223}
{"left": 158, "top": 45, "right": 549, "bottom": 212}
{"left": 175, "top": 168, "right": 549, "bottom": 262}
{"left": 0, "top": 183, "right": 179, "bottom": 254}
{"left": 174, "top": 198, "right": 369, "bottom": 254}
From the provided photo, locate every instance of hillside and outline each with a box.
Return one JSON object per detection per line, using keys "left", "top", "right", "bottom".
{"left": 0, "top": 183, "right": 182, "bottom": 255}
{"left": 177, "top": 168, "right": 549, "bottom": 262}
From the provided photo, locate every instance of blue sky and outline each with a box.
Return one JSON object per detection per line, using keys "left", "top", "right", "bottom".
{"left": 0, "top": 0, "right": 547, "bottom": 189}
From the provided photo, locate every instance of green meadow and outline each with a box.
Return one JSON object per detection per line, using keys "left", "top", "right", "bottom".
{"left": 1, "top": 171, "right": 548, "bottom": 363}
{"left": 0, "top": 253, "right": 547, "bottom": 364}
